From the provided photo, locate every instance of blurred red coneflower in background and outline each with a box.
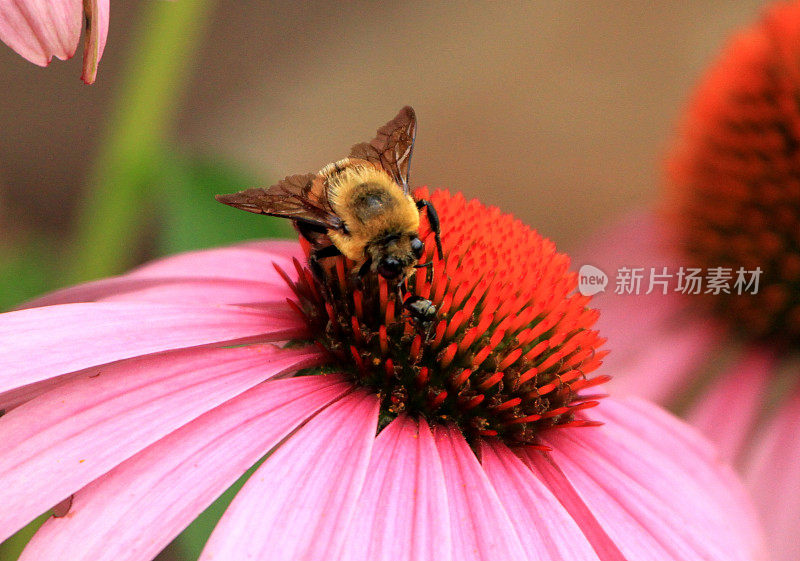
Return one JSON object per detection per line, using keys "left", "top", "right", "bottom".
{"left": 0, "top": 0, "right": 109, "bottom": 83}
{"left": 580, "top": 3, "right": 800, "bottom": 560}
{"left": 0, "top": 189, "right": 766, "bottom": 560}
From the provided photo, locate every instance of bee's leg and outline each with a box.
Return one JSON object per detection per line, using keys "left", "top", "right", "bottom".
{"left": 350, "top": 256, "right": 373, "bottom": 290}
{"left": 357, "top": 256, "right": 373, "bottom": 278}
{"left": 396, "top": 280, "right": 407, "bottom": 302}
{"left": 393, "top": 280, "right": 410, "bottom": 310}
{"left": 413, "top": 260, "right": 434, "bottom": 282}
{"left": 416, "top": 199, "right": 444, "bottom": 259}
{"left": 309, "top": 244, "right": 342, "bottom": 281}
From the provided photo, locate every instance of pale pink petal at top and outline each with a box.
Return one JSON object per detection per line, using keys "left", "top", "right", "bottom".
{"left": 479, "top": 439, "right": 602, "bottom": 561}
{"left": 18, "top": 275, "right": 294, "bottom": 308}
{"left": 126, "top": 240, "right": 303, "bottom": 282}
{"left": 686, "top": 348, "right": 773, "bottom": 464}
{"left": 339, "top": 416, "right": 452, "bottom": 561}
{"left": 20, "top": 374, "right": 350, "bottom": 561}
{"left": 0, "top": 344, "right": 324, "bottom": 543}
{"left": 432, "top": 424, "right": 530, "bottom": 561}
{"left": 744, "top": 383, "right": 800, "bottom": 561}
{"left": 0, "top": 301, "right": 307, "bottom": 394}
{"left": 19, "top": 241, "right": 302, "bottom": 309}
{"left": 0, "top": 0, "right": 82, "bottom": 66}
{"left": 80, "top": 0, "right": 108, "bottom": 83}
{"left": 199, "top": 390, "right": 379, "bottom": 561}
{"left": 527, "top": 399, "right": 766, "bottom": 561}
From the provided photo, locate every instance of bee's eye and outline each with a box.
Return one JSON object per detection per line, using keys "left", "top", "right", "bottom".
{"left": 377, "top": 257, "right": 403, "bottom": 279}
{"left": 410, "top": 237, "right": 425, "bottom": 259}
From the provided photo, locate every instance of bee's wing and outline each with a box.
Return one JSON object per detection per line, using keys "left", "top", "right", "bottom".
{"left": 350, "top": 106, "right": 417, "bottom": 194}
{"left": 216, "top": 173, "right": 343, "bottom": 230}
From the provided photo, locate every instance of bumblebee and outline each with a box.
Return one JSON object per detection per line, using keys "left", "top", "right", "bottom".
{"left": 216, "top": 106, "right": 443, "bottom": 320}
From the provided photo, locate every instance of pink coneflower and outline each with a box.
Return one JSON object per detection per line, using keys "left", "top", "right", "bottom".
{"left": 580, "top": 3, "right": 800, "bottom": 560}
{"left": 0, "top": 190, "right": 764, "bottom": 560}
{"left": 0, "top": 0, "right": 109, "bottom": 83}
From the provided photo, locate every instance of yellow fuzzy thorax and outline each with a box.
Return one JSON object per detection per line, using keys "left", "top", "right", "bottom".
{"left": 324, "top": 162, "right": 420, "bottom": 261}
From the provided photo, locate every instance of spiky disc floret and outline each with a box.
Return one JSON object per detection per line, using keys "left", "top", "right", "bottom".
{"left": 279, "top": 189, "right": 609, "bottom": 445}
{"left": 667, "top": 2, "right": 800, "bottom": 342}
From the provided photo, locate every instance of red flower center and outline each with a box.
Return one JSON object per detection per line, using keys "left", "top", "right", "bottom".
{"left": 667, "top": 2, "right": 800, "bottom": 343}
{"left": 280, "top": 189, "right": 608, "bottom": 445}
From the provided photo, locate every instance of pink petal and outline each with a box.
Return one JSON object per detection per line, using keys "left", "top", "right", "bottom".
{"left": 686, "top": 347, "right": 773, "bottom": 464}
{"left": 80, "top": 0, "right": 107, "bottom": 84}
{"left": 593, "top": 395, "right": 717, "bottom": 464}
{"left": 339, "top": 416, "right": 452, "bottom": 561}
{"left": 19, "top": 242, "right": 304, "bottom": 310}
{"left": 127, "top": 241, "right": 304, "bottom": 282}
{"left": 0, "top": 301, "right": 307, "bottom": 394}
{"left": 518, "top": 447, "right": 626, "bottom": 561}
{"left": 20, "top": 374, "right": 350, "bottom": 561}
{"left": 0, "top": 0, "right": 81, "bottom": 66}
{"left": 606, "top": 318, "right": 720, "bottom": 403}
{"left": 432, "top": 425, "right": 529, "bottom": 560}
{"left": 595, "top": 291, "right": 685, "bottom": 363}
{"left": 744, "top": 385, "right": 800, "bottom": 561}
{"left": 199, "top": 390, "right": 379, "bottom": 561}
{"left": 0, "top": 368, "right": 78, "bottom": 412}
{"left": 525, "top": 398, "right": 765, "bottom": 561}
{"left": 596, "top": 396, "right": 763, "bottom": 551}
{"left": 0, "top": 344, "right": 323, "bottom": 543}
{"left": 18, "top": 275, "right": 294, "bottom": 308}
{"left": 479, "top": 439, "right": 601, "bottom": 561}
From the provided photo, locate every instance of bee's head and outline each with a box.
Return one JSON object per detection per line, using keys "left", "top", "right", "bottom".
{"left": 371, "top": 233, "right": 425, "bottom": 282}
{"left": 376, "top": 256, "right": 404, "bottom": 280}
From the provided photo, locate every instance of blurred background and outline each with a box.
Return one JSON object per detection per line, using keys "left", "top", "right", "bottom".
{"left": 0, "top": 0, "right": 767, "bottom": 557}
{"left": 0, "top": 1, "right": 769, "bottom": 305}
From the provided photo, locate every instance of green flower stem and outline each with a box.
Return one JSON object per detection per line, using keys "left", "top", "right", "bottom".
{"left": 0, "top": 514, "right": 49, "bottom": 561}
{"left": 67, "top": 0, "right": 214, "bottom": 283}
